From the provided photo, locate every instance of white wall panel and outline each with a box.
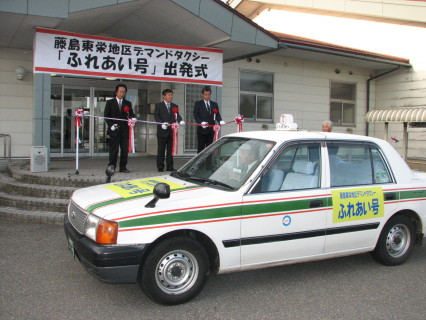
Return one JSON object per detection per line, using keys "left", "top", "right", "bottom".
{"left": 0, "top": 47, "right": 33, "bottom": 157}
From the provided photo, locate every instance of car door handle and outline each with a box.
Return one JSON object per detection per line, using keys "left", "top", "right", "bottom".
{"left": 309, "top": 200, "right": 323, "bottom": 208}
{"left": 385, "top": 193, "right": 396, "bottom": 201}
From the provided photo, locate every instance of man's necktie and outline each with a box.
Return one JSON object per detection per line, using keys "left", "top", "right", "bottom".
{"left": 206, "top": 101, "right": 210, "bottom": 113}
{"left": 118, "top": 99, "right": 122, "bottom": 110}
{"left": 167, "top": 103, "right": 171, "bottom": 113}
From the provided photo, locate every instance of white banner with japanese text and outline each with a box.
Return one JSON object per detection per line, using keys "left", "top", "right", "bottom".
{"left": 34, "top": 28, "right": 223, "bottom": 86}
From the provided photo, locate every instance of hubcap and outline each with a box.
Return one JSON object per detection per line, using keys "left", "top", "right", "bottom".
{"left": 386, "top": 224, "right": 410, "bottom": 258}
{"left": 155, "top": 250, "right": 199, "bottom": 294}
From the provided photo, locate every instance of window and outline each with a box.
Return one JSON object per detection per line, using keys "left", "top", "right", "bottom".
{"left": 257, "top": 142, "right": 321, "bottom": 192}
{"left": 185, "top": 84, "right": 204, "bottom": 152}
{"left": 328, "top": 143, "right": 392, "bottom": 187}
{"left": 330, "top": 82, "right": 356, "bottom": 126}
{"left": 240, "top": 70, "right": 273, "bottom": 122}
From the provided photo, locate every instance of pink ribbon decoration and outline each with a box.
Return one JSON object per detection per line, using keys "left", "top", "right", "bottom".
{"left": 74, "top": 108, "right": 84, "bottom": 128}
{"left": 235, "top": 114, "right": 244, "bottom": 132}
{"left": 213, "top": 124, "right": 221, "bottom": 142}
{"left": 171, "top": 122, "right": 179, "bottom": 155}
{"left": 171, "top": 107, "right": 179, "bottom": 155}
{"left": 127, "top": 118, "right": 136, "bottom": 153}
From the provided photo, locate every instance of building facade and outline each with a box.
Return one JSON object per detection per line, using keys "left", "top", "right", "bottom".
{"left": 0, "top": 0, "right": 420, "bottom": 162}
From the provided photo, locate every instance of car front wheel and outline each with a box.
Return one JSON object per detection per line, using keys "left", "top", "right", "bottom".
{"left": 372, "top": 215, "right": 415, "bottom": 266}
{"left": 139, "top": 237, "right": 210, "bottom": 305}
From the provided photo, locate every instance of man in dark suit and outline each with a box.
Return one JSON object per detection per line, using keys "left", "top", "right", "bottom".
{"left": 104, "top": 84, "right": 135, "bottom": 173}
{"left": 154, "top": 89, "right": 185, "bottom": 172}
{"left": 193, "top": 86, "right": 225, "bottom": 153}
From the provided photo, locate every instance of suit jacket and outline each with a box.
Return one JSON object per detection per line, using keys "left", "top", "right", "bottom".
{"left": 104, "top": 98, "right": 135, "bottom": 136}
{"left": 193, "top": 100, "right": 222, "bottom": 135}
{"left": 154, "top": 101, "right": 183, "bottom": 138}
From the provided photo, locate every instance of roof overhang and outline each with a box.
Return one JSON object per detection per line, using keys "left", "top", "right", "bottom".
{"left": 231, "top": 0, "right": 426, "bottom": 29}
{"left": 0, "top": 0, "right": 410, "bottom": 72}
{"left": 366, "top": 107, "right": 426, "bottom": 122}
{"left": 270, "top": 33, "right": 411, "bottom": 70}
{"left": 0, "top": 0, "right": 278, "bottom": 62}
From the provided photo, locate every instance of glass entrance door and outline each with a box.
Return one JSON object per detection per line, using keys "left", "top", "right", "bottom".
{"left": 63, "top": 87, "right": 91, "bottom": 155}
{"left": 93, "top": 88, "right": 115, "bottom": 154}
{"left": 50, "top": 78, "right": 148, "bottom": 157}
{"left": 50, "top": 85, "right": 91, "bottom": 155}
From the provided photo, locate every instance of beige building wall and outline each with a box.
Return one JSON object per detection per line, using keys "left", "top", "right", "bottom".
{"left": 234, "top": 0, "right": 426, "bottom": 160}
{"left": 371, "top": 67, "right": 426, "bottom": 159}
{"left": 3, "top": 46, "right": 420, "bottom": 160}
{"left": 0, "top": 47, "right": 33, "bottom": 158}
{"left": 221, "top": 54, "right": 372, "bottom": 136}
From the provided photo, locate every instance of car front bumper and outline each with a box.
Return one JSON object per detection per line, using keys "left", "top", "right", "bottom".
{"left": 64, "top": 215, "right": 147, "bottom": 284}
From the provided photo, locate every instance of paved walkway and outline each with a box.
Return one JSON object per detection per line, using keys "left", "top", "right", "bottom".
{"left": 18, "top": 155, "right": 193, "bottom": 183}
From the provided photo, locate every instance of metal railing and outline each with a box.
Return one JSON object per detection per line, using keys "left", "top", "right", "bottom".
{"left": 0, "top": 134, "right": 11, "bottom": 162}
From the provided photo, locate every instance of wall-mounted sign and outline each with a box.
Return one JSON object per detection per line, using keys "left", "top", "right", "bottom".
{"left": 34, "top": 27, "right": 223, "bottom": 86}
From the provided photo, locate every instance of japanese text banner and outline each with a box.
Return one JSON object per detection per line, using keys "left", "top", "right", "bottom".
{"left": 34, "top": 28, "right": 223, "bottom": 86}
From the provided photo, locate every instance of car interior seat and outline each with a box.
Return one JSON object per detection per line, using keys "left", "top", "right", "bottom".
{"left": 281, "top": 160, "right": 318, "bottom": 190}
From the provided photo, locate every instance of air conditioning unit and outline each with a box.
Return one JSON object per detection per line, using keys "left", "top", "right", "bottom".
{"left": 31, "top": 146, "right": 48, "bottom": 172}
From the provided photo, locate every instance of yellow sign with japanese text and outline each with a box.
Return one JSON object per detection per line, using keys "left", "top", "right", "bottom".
{"left": 332, "top": 187, "right": 384, "bottom": 223}
{"left": 105, "top": 178, "right": 185, "bottom": 198}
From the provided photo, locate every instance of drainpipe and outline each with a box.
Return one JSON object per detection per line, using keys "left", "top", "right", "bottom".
{"left": 366, "top": 66, "right": 401, "bottom": 136}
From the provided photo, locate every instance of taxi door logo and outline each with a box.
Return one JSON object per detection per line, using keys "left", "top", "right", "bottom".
{"left": 331, "top": 187, "right": 384, "bottom": 223}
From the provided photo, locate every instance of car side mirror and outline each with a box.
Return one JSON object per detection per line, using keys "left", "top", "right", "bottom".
{"left": 105, "top": 165, "right": 115, "bottom": 183}
{"left": 145, "top": 183, "right": 170, "bottom": 208}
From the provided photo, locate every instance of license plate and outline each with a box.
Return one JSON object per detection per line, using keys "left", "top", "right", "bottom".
{"left": 67, "top": 236, "right": 75, "bottom": 259}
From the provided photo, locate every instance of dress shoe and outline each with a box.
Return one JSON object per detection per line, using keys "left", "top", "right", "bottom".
{"left": 158, "top": 169, "right": 164, "bottom": 172}
{"left": 166, "top": 168, "right": 176, "bottom": 172}
{"left": 119, "top": 168, "right": 130, "bottom": 173}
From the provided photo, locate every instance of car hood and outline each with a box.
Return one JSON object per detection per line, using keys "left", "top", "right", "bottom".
{"left": 71, "top": 175, "right": 241, "bottom": 222}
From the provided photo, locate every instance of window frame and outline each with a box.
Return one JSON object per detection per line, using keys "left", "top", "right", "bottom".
{"left": 239, "top": 69, "right": 274, "bottom": 123}
{"left": 252, "top": 141, "right": 322, "bottom": 193}
{"left": 329, "top": 81, "right": 356, "bottom": 127}
{"left": 326, "top": 141, "right": 395, "bottom": 188}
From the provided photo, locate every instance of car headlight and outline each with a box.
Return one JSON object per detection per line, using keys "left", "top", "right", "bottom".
{"left": 84, "top": 214, "right": 118, "bottom": 245}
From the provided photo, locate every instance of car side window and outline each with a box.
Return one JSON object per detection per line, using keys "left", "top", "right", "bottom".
{"left": 256, "top": 142, "right": 321, "bottom": 193}
{"left": 328, "top": 143, "right": 392, "bottom": 187}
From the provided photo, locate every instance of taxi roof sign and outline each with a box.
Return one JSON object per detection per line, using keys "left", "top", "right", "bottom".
{"left": 276, "top": 114, "right": 298, "bottom": 131}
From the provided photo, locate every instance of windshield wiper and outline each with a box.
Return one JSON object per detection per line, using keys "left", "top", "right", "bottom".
{"left": 187, "top": 177, "right": 235, "bottom": 190}
{"left": 171, "top": 171, "right": 191, "bottom": 179}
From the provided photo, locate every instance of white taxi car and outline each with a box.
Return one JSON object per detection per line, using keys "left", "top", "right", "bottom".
{"left": 64, "top": 130, "right": 426, "bottom": 305}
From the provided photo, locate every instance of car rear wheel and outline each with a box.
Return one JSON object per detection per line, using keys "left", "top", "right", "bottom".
{"left": 139, "top": 237, "right": 209, "bottom": 305}
{"left": 372, "top": 215, "right": 415, "bottom": 266}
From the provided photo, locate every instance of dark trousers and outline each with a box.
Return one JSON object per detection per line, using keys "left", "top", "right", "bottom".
{"left": 157, "top": 135, "right": 174, "bottom": 170}
{"left": 108, "top": 130, "right": 128, "bottom": 170}
{"left": 197, "top": 132, "right": 214, "bottom": 153}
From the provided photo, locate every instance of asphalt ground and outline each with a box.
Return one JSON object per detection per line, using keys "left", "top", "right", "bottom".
{"left": 1, "top": 218, "right": 426, "bottom": 320}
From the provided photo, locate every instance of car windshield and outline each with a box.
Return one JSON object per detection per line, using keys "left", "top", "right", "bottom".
{"left": 173, "top": 137, "right": 275, "bottom": 190}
